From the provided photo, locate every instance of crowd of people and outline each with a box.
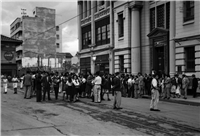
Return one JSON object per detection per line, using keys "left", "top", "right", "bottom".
{"left": 1, "top": 70, "right": 200, "bottom": 111}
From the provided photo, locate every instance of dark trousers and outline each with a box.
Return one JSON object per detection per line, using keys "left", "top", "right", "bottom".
{"left": 192, "top": 87, "right": 197, "bottom": 97}
{"left": 36, "top": 89, "right": 42, "bottom": 102}
{"left": 54, "top": 86, "right": 59, "bottom": 100}
{"left": 43, "top": 87, "right": 51, "bottom": 100}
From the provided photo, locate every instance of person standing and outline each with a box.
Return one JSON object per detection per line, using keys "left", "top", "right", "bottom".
{"left": 134, "top": 75, "right": 139, "bottom": 99}
{"left": 92, "top": 71, "right": 102, "bottom": 103}
{"left": 66, "top": 76, "right": 74, "bottom": 102}
{"left": 52, "top": 72, "right": 61, "bottom": 100}
{"left": 112, "top": 72, "right": 122, "bottom": 109}
{"left": 192, "top": 74, "right": 198, "bottom": 98}
{"left": 102, "top": 75, "right": 111, "bottom": 101}
{"left": 73, "top": 75, "right": 80, "bottom": 101}
{"left": 20, "top": 74, "right": 24, "bottom": 89}
{"left": 150, "top": 74, "right": 160, "bottom": 111}
{"left": 42, "top": 72, "right": 52, "bottom": 101}
{"left": 12, "top": 75, "right": 19, "bottom": 94}
{"left": 85, "top": 72, "right": 93, "bottom": 98}
{"left": 138, "top": 73, "right": 145, "bottom": 97}
{"left": 2, "top": 75, "right": 8, "bottom": 94}
{"left": 182, "top": 74, "right": 189, "bottom": 99}
{"left": 163, "top": 74, "right": 171, "bottom": 99}
{"left": 23, "top": 71, "right": 32, "bottom": 99}
{"left": 35, "top": 72, "right": 42, "bottom": 102}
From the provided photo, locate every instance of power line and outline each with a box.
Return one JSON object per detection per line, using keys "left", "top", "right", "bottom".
{"left": 24, "top": 1, "right": 106, "bottom": 42}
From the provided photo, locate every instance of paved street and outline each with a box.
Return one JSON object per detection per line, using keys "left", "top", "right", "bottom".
{"left": 1, "top": 87, "right": 200, "bottom": 136}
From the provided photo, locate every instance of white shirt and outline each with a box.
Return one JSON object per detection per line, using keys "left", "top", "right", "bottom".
{"left": 82, "top": 78, "right": 86, "bottom": 83}
{"left": 73, "top": 79, "right": 80, "bottom": 86}
{"left": 152, "top": 78, "right": 158, "bottom": 88}
{"left": 128, "top": 78, "right": 132, "bottom": 85}
{"left": 92, "top": 76, "right": 102, "bottom": 85}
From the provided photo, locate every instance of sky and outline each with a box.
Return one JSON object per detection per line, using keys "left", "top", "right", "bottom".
{"left": 1, "top": 0, "right": 78, "bottom": 56}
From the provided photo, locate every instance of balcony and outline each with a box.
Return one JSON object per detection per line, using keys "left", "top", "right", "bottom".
{"left": 16, "top": 45, "right": 23, "bottom": 52}
{"left": 11, "top": 26, "right": 22, "bottom": 36}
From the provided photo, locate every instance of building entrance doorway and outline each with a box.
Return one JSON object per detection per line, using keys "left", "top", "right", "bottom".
{"left": 147, "top": 28, "right": 169, "bottom": 75}
{"left": 155, "top": 46, "right": 164, "bottom": 74}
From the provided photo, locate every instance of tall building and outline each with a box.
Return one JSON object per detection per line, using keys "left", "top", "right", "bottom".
{"left": 77, "top": 1, "right": 200, "bottom": 77}
{"left": 10, "top": 7, "right": 62, "bottom": 74}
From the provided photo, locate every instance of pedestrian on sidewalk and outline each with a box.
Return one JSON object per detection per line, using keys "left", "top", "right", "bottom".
{"left": 112, "top": 72, "right": 122, "bottom": 109}
{"left": 12, "top": 75, "right": 19, "bottom": 94}
{"left": 20, "top": 74, "right": 24, "bottom": 89}
{"left": 182, "top": 74, "right": 189, "bottom": 99}
{"left": 2, "top": 75, "right": 8, "bottom": 94}
{"left": 192, "top": 74, "right": 198, "bottom": 98}
{"left": 23, "top": 71, "right": 32, "bottom": 99}
{"left": 150, "top": 74, "right": 160, "bottom": 111}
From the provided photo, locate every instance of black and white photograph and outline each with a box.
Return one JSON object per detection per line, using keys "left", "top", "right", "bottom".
{"left": 1, "top": 0, "right": 200, "bottom": 135}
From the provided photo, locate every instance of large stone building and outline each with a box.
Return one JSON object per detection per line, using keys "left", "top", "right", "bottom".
{"left": 77, "top": 0, "right": 200, "bottom": 77}
{"left": 10, "top": 7, "right": 65, "bottom": 74}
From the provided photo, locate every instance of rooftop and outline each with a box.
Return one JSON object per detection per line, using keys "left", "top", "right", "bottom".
{"left": 1, "top": 34, "right": 23, "bottom": 43}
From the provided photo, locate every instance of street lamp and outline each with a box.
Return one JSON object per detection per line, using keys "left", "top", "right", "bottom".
{"left": 92, "top": 56, "right": 96, "bottom": 61}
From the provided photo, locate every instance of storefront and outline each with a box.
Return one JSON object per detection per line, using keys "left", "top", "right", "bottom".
{"left": 95, "top": 54, "right": 109, "bottom": 74}
{"left": 80, "top": 57, "right": 91, "bottom": 74}
{"left": 1, "top": 35, "right": 22, "bottom": 77}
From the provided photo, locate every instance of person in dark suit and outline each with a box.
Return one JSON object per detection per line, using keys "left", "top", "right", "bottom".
{"left": 42, "top": 72, "right": 52, "bottom": 101}
{"left": 192, "top": 74, "right": 198, "bottom": 98}
{"left": 52, "top": 72, "right": 61, "bottom": 100}
{"left": 35, "top": 72, "right": 42, "bottom": 102}
{"left": 112, "top": 72, "right": 122, "bottom": 109}
{"left": 23, "top": 71, "right": 32, "bottom": 99}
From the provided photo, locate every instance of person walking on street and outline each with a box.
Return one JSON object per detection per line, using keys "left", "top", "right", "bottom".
{"left": 112, "top": 72, "right": 122, "bottom": 109}
{"left": 23, "top": 71, "right": 32, "bottom": 99}
{"left": 2, "top": 75, "right": 8, "bottom": 94}
{"left": 35, "top": 72, "right": 42, "bottom": 102}
{"left": 150, "top": 74, "right": 160, "bottom": 111}
{"left": 192, "top": 74, "right": 198, "bottom": 98}
{"left": 12, "top": 75, "right": 19, "bottom": 94}
{"left": 42, "top": 72, "right": 52, "bottom": 101}
{"left": 182, "top": 74, "right": 189, "bottom": 99}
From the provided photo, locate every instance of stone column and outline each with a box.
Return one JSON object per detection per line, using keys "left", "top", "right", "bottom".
{"left": 83, "top": 0, "right": 85, "bottom": 19}
{"left": 91, "top": 1, "right": 96, "bottom": 75}
{"left": 87, "top": 0, "right": 90, "bottom": 17}
{"left": 109, "top": 1, "right": 114, "bottom": 74}
{"left": 131, "top": 8, "right": 140, "bottom": 74}
{"left": 77, "top": 1, "right": 82, "bottom": 52}
{"left": 169, "top": 1, "right": 176, "bottom": 76}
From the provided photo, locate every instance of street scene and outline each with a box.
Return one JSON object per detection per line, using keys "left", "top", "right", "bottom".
{"left": 1, "top": 85, "right": 200, "bottom": 136}
{"left": 1, "top": 0, "right": 200, "bottom": 136}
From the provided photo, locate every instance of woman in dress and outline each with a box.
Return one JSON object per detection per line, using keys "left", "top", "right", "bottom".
{"left": 12, "top": 75, "right": 19, "bottom": 94}
{"left": 66, "top": 76, "right": 74, "bottom": 102}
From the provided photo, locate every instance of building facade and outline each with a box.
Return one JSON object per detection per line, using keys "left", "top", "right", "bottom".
{"left": 78, "top": 0, "right": 200, "bottom": 77}
{"left": 1, "top": 35, "right": 22, "bottom": 76}
{"left": 10, "top": 7, "right": 65, "bottom": 75}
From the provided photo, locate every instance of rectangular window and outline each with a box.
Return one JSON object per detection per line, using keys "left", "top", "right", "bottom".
{"left": 56, "top": 35, "right": 59, "bottom": 39}
{"left": 82, "top": 24, "right": 91, "bottom": 49}
{"left": 56, "top": 26, "right": 59, "bottom": 31}
{"left": 95, "top": 17, "right": 110, "bottom": 46}
{"left": 118, "top": 13, "right": 124, "bottom": 38}
{"left": 157, "top": 5, "right": 165, "bottom": 28}
{"left": 150, "top": 8, "right": 155, "bottom": 31}
{"left": 166, "top": 2, "right": 170, "bottom": 29}
{"left": 119, "top": 55, "right": 124, "bottom": 72}
{"left": 56, "top": 43, "right": 59, "bottom": 48}
{"left": 185, "top": 46, "right": 195, "bottom": 71}
{"left": 183, "top": 1, "right": 194, "bottom": 22}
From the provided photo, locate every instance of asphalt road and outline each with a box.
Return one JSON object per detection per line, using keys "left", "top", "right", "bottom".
{"left": 1, "top": 88, "right": 200, "bottom": 136}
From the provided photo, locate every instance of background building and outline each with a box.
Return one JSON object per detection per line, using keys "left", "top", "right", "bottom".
{"left": 1, "top": 35, "right": 22, "bottom": 76}
{"left": 77, "top": 0, "right": 200, "bottom": 77}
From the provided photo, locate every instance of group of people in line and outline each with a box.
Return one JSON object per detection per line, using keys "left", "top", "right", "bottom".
{"left": 1, "top": 70, "right": 200, "bottom": 111}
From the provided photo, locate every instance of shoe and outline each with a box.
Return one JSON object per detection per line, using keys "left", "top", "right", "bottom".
{"left": 107, "top": 99, "right": 111, "bottom": 101}
{"left": 117, "top": 107, "right": 123, "bottom": 109}
{"left": 167, "top": 97, "right": 170, "bottom": 100}
{"left": 48, "top": 99, "right": 52, "bottom": 101}
{"left": 113, "top": 107, "right": 117, "bottom": 109}
{"left": 4, "top": 92, "right": 7, "bottom": 94}
{"left": 153, "top": 109, "right": 160, "bottom": 111}
{"left": 183, "top": 97, "right": 187, "bottom": 99}
{"left": 150, "top": 108, "right": 154, "bottom": 111}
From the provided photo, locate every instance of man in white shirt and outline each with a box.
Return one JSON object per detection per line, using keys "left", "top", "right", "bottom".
{"left": 150, "top": 74, "right": 160, "bottom": 111}
{"left": 92, "top": 71, "right": 102, "bottom": 103}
